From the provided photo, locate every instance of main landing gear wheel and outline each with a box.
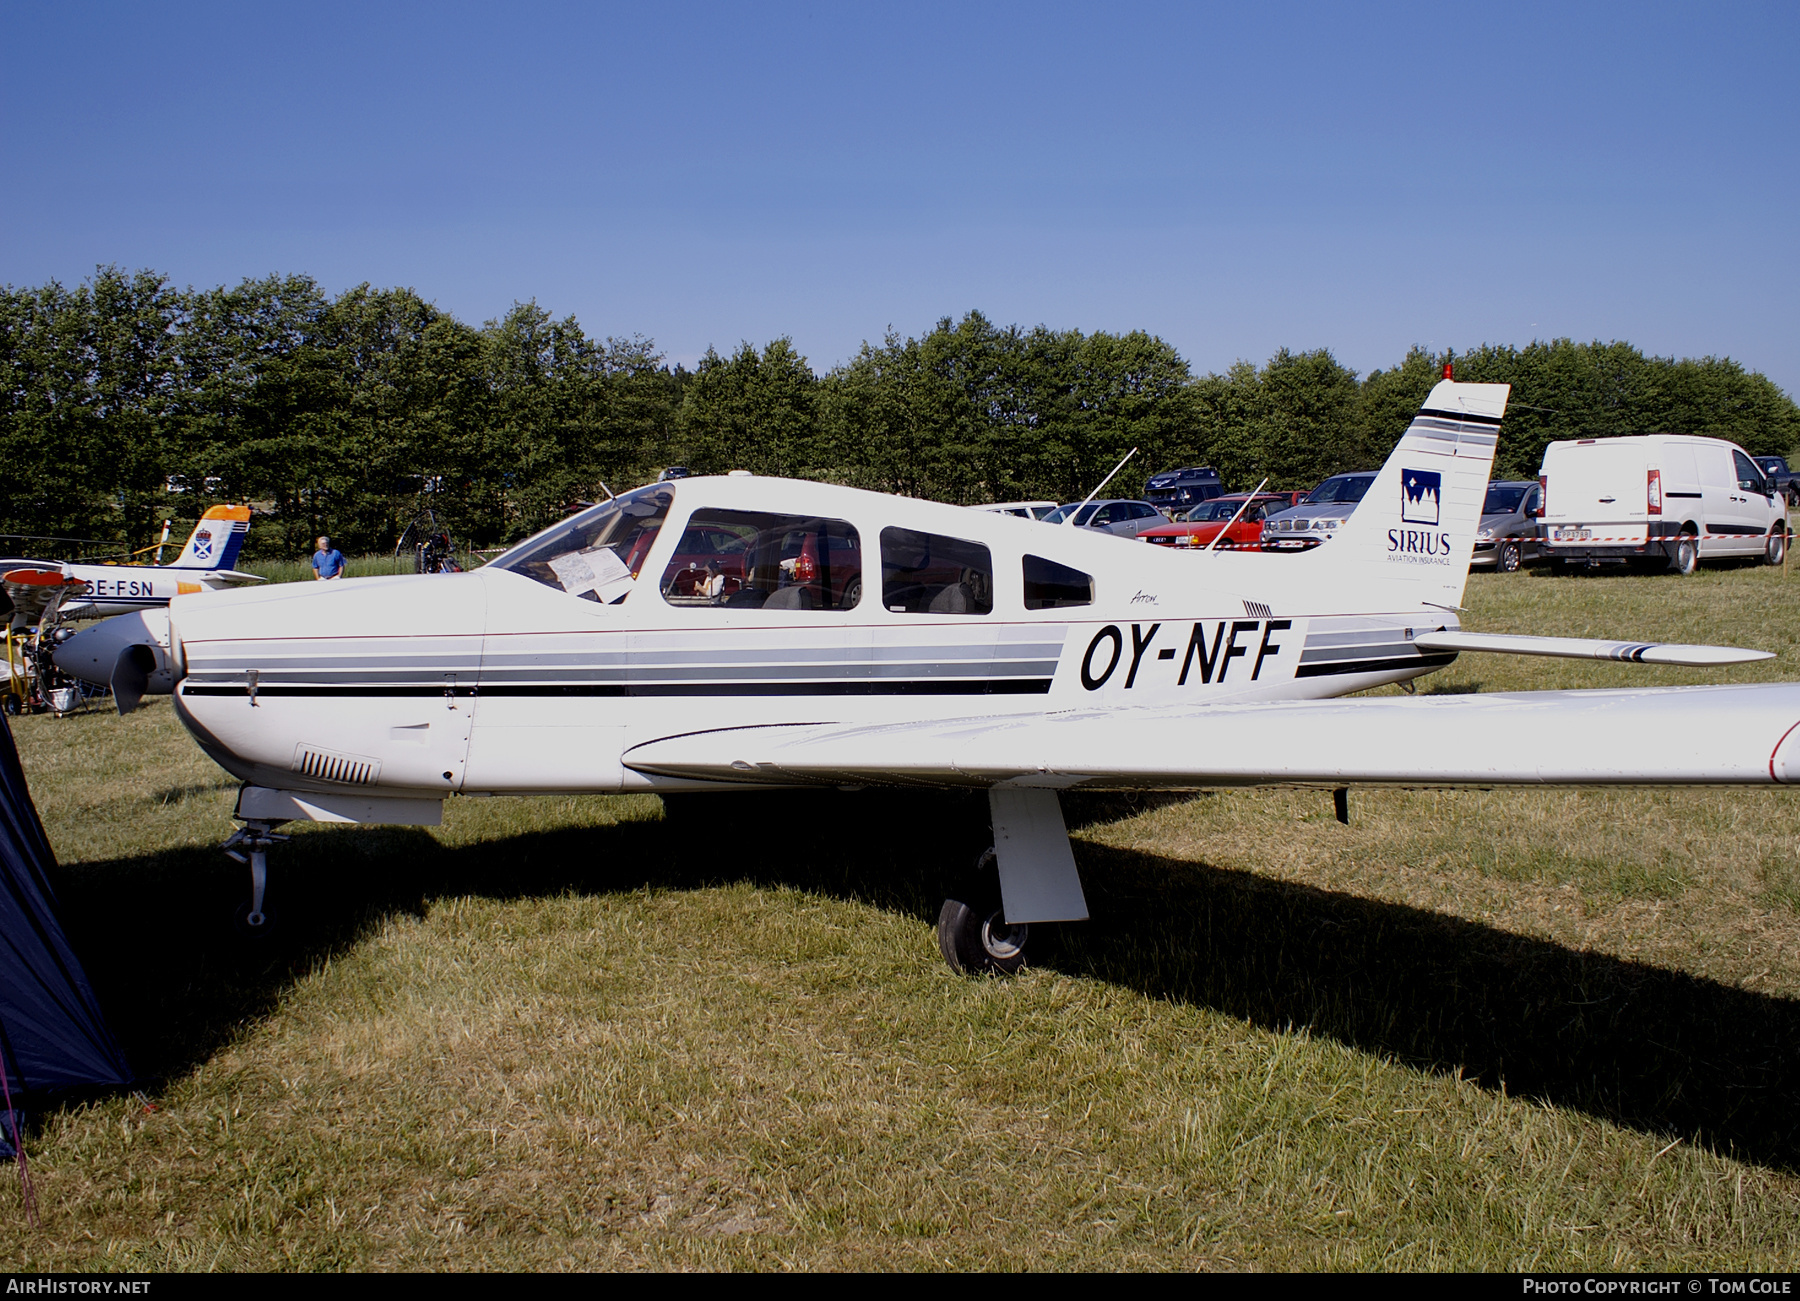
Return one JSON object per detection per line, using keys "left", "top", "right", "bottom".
{"left": 937, "top": 847, "right": 1029, "bottom": 975}
{"left": 1497, "top": 540, "right": 1521, "bottom": 572}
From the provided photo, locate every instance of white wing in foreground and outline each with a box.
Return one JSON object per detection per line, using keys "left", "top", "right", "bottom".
{"left": 1412, "top": 631, "right": 1773, "bottom": 667}
{"left": 625, "top": 684, "right": 1800, "bottom": 790}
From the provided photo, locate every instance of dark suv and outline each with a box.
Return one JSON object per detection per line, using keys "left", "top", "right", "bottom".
{"left": 1143, "top": 466, "right": 1226, "bottom": 514}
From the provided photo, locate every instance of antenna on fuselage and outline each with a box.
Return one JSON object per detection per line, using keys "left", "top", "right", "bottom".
{"left": 1064, "top": 447, "right": 1138, "bottom": 527}
{"left": 1205, "top": 478, "right": 1269, "bottom": 554}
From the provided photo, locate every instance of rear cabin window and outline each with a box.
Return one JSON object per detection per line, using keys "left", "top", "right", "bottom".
{"left": 661, "top": 510, "right": 862, "bottom": 610}
{"left": 1022, "top": 555, "right": 1093, "bottom": 609}
{"left": 881, "top": 528, "right": 993, "bottom": 615}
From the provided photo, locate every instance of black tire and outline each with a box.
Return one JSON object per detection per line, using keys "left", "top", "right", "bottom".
{"left": 841, "top": 576, "right": 862, "bottom": 610}
{"left": 1671, "top": 533, "right": 1699, "bottom": 576}
{"left": 937, "top": 848, "right": 1028, "bottom": 975}
{"left": 1, "top": 696, "right": 17, "bottom": 717}
{"left": 1496, "top": 540, "right": 1521, "bottom": 572}
{"left": 1768, "top": 528, "right": 1787, "bottom": 567}
{"left": 232, "top": 899, "right": 279, "bottom": 938}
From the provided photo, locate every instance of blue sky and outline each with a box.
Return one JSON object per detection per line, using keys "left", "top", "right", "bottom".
{"left": 4, "top": 2, "right": 1796, "bottom": 388}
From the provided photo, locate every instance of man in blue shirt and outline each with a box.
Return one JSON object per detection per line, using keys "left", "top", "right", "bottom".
{"left": 311, "top": 536, "right": 346, "bottom": 581}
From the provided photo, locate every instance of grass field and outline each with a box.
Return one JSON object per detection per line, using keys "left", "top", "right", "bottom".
{"left": 242, "top": 554, "right": 431, "bottom": 585}
{"left": 4, "top": 560, "right": 1800, "bottom": 1269}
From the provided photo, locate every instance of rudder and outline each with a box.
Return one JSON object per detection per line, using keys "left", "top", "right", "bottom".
{"left": 1299, "top": 380, "right": 1509, "bottom": 610}
{"left": 169, "top": 506, "right": 251, "bottom": 571}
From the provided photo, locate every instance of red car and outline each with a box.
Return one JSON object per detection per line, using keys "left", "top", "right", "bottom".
{"left": 1140, "top": 494, "right": 1296, "bottom": 552}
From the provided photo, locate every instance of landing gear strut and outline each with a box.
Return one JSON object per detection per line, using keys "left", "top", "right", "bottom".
{"left": 937, "top": 847, "right": 1030, "bottom": 975}
{"left": 223, "top": 820, "right": 288, "bottom": 936}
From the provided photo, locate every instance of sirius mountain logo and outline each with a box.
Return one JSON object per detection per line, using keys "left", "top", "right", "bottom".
{"left": 1401, "top": 470, "right": 1441, "bottom": 526}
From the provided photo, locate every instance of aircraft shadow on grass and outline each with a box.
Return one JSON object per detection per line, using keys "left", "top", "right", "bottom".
{"left": 48, "top": 788, "right": 1800, "bottom": 1173}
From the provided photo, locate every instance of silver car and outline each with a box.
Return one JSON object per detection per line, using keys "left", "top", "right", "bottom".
{"left": 1259, "top": 472, "right": 1377, "bottom": 551}
{"left": 1470, "top": 480, "right": 1543, "bottom": 571}
{"left": 1042, "top": 499, "right": 1165, "bottom": 538}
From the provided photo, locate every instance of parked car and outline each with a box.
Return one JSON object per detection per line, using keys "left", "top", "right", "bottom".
{"left": 969, "top": 501, "right": 1058, "bottom": 520}
{"left": 1143, "top": 466, "right": 1226, "bottom": 514}
{"left": 1042, "top": 499, "right": 1166, "bottom": 538}
{"left": 1755, "top": 456, "right": 1800, "bottom": 507}
{"left": 1258, "top": 472, "right": 1378, "bottom": 551}
{"left": 1140, "top": 494, "right": 1295, "bottom": 551}
{"left": 1470, "top": 480, "right": 1544, "bottom": 571}
{"left": 1539, "top": 434, "right": 1789, "bottom": 572}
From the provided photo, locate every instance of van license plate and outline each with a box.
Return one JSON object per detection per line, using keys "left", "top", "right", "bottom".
{"left": 1555, "top": 527, "right": 1592, "bottom": 541}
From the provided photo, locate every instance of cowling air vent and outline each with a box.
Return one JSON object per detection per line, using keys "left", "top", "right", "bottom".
{"left": 1243, "top": 600, "right": 1273, "bottom": 619}
{"left": 292, "top": 745, "right": 381, "bottom": 786}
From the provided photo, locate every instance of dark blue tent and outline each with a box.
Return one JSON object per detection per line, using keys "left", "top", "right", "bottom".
{"left": 0, "top": 711, "right": 132, "bottom": 1158}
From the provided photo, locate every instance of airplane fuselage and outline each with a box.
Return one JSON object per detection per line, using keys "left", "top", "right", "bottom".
{"left": 164, "top": 475, "right": 1463, "bottom": 800}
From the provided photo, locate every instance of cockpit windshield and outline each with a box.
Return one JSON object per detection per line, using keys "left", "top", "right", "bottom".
{"left": 489, "top": 486, "right": 675, "bottom": 601}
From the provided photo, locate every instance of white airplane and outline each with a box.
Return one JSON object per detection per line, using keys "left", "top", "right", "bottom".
{"left": 54, "top": 381, "right": 1799, "bottom": 967}
{"left": 1, "top": 505, "right": 262, "bottom": 628}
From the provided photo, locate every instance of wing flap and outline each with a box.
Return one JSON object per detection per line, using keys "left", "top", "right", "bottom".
{"left": 1413, "top": 630, "right": 1774, "bottom": 667}
{"left": 625, "top": 684, "right": 1800, "bottom": 790}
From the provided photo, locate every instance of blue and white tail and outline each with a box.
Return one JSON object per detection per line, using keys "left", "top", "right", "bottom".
{"left": 169, "top": 505, "right": 251, "bottom": 571}
{"left": 1301, "top": 380, "right": 1510, "bottom": 610}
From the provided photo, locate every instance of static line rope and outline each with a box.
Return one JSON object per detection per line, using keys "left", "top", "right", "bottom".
{"left": 0, "top": 1055, "right": 37, "bottom": 1228}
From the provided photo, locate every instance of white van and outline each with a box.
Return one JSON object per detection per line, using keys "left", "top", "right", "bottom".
{"left": 1538, "top": 434, "right": 1789, "bottom": 573}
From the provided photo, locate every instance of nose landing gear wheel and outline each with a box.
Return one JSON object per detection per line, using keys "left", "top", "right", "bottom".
{"left": 223, "top": 819, "right": 287, "bottom": 939}
{"left": 937, "top": 847, "right": 1029, "bottom": 975}
{"left": 233, "top": 900, "right": 280, "bottom": 938}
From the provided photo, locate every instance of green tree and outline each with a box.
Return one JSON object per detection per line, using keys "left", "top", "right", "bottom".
{"left": 680, "top": 338, "right": 820, "bottom": 479}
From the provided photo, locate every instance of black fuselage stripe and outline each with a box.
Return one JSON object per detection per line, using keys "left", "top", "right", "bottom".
{"left": 1416, "top": 407, "right": 1504, "bottom": 427}
{"left": 183, "top": 679, "right": 1054, "bottom": 698}
{"left": 1294, "top": 653, "right": 1456, "bottom": 678}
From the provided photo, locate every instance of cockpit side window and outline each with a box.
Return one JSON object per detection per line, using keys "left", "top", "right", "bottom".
{"left": 661, "top": 509, "right": 862, "bottom": 611}
{"left": 1023, "top": 555, "right": 1092, "bottom": 609}
{"left": 489, "top": 486, "right": 674, "bottom": 602}
{"left": 881, "top": 527, "right": 993, "bottom": 615}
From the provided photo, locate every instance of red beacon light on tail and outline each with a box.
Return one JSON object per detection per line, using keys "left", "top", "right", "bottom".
{"left": 1443, "top": 362, "right": 1454, "bottom": 380}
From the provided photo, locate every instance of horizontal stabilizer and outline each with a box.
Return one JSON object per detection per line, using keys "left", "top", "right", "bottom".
{"left": 1413, "top": 631, "right": 1774, "bottom": 667}
{"left": 625, "top": 683, "right": 1800, "bottom": 790}
{"left": 207, "top": 570, "right": 267, "bottom": 584}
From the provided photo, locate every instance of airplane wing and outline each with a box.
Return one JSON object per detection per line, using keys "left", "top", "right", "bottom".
{"left": 1, "top": 568, "right": 86, "bottom": 627}
{"left": 1411, "top": 630, "right": 1772, "bottom": 667}
{"left": 624, "top": 683, "right": 1800, "bottom": 790}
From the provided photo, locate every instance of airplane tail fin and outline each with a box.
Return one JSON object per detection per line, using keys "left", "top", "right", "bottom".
{"left": 169, "top": 505, "right": 251, "bottom": 571}
{"left": 1300, "top": 379, "right": 1509, "bottom": 610}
